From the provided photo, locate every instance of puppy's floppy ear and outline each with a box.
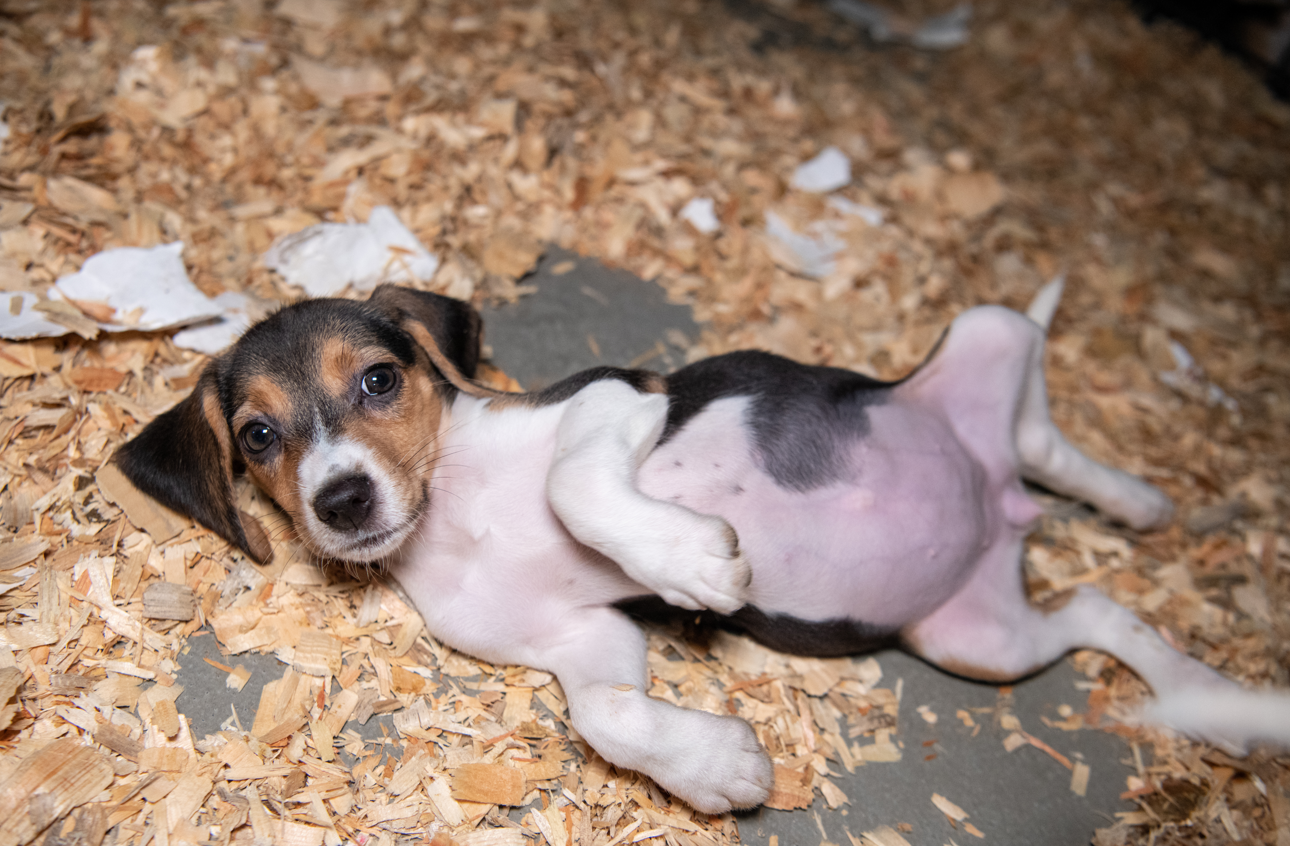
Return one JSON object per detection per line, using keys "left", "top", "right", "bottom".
{"left": 113, "top": 364, "right": 272, "bottom": 563}
{"left": 368, "top": 284, "right": 493, "bottom": 395}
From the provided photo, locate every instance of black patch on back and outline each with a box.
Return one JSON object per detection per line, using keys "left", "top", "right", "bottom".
{"left": 662, "top": 351, "right": 893, "bottom": 491}
{"left": 524, "top": 366, "right": 661, "bottom": 407}
{"left": 615, "top": 596, "right": 899, "bottom": 658}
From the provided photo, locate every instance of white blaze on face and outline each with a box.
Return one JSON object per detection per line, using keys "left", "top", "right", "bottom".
{"left": 296, "top": 427, "right": 407, "bottom": 560}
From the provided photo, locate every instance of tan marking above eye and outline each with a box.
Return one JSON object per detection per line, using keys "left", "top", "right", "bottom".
{"left": 320, "top": 337, "right": 406, "bottom": 400}
{"left": 320, "top": 337, "right": 367, "bottom": 398}
{"left": 232, "top": 375, "right": 293, "bottom": 434}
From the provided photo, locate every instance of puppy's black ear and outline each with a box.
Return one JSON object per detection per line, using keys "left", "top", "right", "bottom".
{"left": 368, "top": 285, "right": 482, "bottom": 379}
{"left": 113, "top": 365, "right": 272, "bottom": 563}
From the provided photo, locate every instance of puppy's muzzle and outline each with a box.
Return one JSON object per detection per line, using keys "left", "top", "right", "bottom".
{"left": 314, "top": 474, "right": 374, "bottom": 532}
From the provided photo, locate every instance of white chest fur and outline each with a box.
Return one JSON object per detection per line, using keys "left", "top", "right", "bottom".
{"left": 390, "top": 395, "right": 645, "bottom": 667}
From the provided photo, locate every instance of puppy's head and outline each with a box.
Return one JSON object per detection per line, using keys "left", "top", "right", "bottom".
{"left": 114, "top": 285, "right": 483, "bottom": 565}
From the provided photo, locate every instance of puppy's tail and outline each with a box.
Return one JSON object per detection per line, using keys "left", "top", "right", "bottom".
{"left": 1143, "top": 687, "right": 1290, "bottom": 756}
{"left": 1025, "top": 274, "right": 1065, "bottom": 331}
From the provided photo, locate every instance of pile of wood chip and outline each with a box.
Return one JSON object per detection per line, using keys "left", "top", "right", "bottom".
{"left": 0, "top": 0, "right": 1287, "bottom": 844}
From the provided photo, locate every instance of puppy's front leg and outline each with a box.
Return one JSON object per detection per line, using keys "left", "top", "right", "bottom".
{"left": 543, "top": 606, "right": 772, "bottom": 813}
{"left": 547, "top": 379, "right": 751, "bottom": 613}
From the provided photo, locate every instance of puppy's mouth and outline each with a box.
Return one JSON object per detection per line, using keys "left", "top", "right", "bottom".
{"left": 320, "top": 487, "right": 429, "bottom": 564}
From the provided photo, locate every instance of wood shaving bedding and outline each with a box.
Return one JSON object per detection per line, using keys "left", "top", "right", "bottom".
{"left": 0, "top": 0, "right": 1287, "bottom": 844}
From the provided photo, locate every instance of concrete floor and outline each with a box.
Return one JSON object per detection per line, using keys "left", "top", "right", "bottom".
{"left": 173, "top": 251, "right": 1135, "bottom": 845}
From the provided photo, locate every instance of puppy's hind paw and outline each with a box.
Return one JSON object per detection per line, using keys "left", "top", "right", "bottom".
{"left": 1092, "top": 474, "right": 1175, "bottom": 532}
{"left": 1123, "top": 485, "right": 1174, "bottom": 532}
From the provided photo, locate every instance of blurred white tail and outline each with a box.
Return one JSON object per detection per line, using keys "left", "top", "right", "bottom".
{"left": 1026, "top": 275, "right": 1066, "bottom": 331}
{"left": 1144, "top": 687, "right": 1290, "bottom": 755}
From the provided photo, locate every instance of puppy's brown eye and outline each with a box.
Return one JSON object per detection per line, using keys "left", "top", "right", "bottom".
{"left": 241, "top": 423, "right": 276, "bottom": 454}
{"left": 362, "top": 365, "right": 397, "bottom": 396}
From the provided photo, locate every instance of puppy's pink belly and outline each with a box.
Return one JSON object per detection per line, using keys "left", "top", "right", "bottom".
{"left": 639, "top": 402, "right": 998, "bottom": 627}
{"left": 734, "top": 488, "right": 986, "bottom": 626}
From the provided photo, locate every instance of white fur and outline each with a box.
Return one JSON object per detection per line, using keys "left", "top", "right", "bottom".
{"left": 547, "top": 380, "right": 751, "bottom": 614}
{"left": 1025, "top": 274, "right": 1065, "bottom": 330}
{"left": 297, "top": 428, "right": 414, "bottom": 561}
{"left": 1145, "top": 688, "right": 1290, "bottom": 755}
{"left": 391, "top": 395, "right": 773, "bottom": 812}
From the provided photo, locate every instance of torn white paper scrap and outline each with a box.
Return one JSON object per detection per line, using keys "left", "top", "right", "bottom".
{"left": 171, "top": 291, "right": 267, "bottom": 355}
{"left": 3, "top": 242, "right": 220, "bottom": 341}
{"left": 262, "top": 205, "right": 439, "bottom": 297}
{"left": 826, "top": 0, "right": 971, "bottom": 50}
{"left": 791, "top": 146, "right": 851, "bottom": 193}
{"left": 827, "top": 196, "right": 885, "bottom": 227}
{"left": 825, "top": 0, "right": 892, "bottom": 40}
{"left": 1025, "top": 275, "right": 1066, "bottom": 329}
{"left": 912, "top": 4, "right": 972, "bottom": 50}
{"left": 764, "top": 210, "right": 845, "bottom": 279}
{"left": 0, "top": 292, "right": 69, "bottom": 340}
{"left": 678, "top": 197, "right": 720, "bottom": 234}
{"left": 1159, "top": 340, "right": 1239, "bottom": 413}
{"left": 51, "top": 241, "right": 219, "bottom": 332}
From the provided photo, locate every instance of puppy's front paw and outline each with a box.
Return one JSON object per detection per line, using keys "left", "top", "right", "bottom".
{"left": 654, "top": 713, "right": 773, "bottom": 814}
{"left": 646, "top": 516, "right": 751, "bottom": 615}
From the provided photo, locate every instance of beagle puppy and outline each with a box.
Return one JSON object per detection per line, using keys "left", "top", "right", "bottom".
{"left": 115, "top": 284, "right": 1290, "bottom": 814}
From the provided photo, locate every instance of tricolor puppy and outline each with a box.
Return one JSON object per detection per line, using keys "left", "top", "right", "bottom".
{"left": 116, "top": 284, "right": 1290, "bottom": 814}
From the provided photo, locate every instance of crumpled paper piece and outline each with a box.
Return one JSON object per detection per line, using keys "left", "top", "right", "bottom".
{"left": 827, "top": 196, "right": 885, "bottom": 227}
{"left": 1159, "top": 340, "right": 1239, "bottom": 414}
{"left": 54, "top": 242, "right": 218, "bottom": 330}
{"left": 1, "top": 292, "right": 66, "bottom": 339}
{"left": 262, "top": 205, "right": 439, "bottom": 296}
{"left": 171, "top": 291, "right": 272, "bottom": 355}
{"left": 791, "top": 146, "right": 851, "bottom": 193}
{"left": 0, "top": 242, "right": 220, "bottom": 341}
{"left": 678, "top": 197, "right": 720, "bottom": 234}
{"left": 764, "top": 211, "right": 846, "bottom": 279}
{"left": 826, "top": 0, "right": 972, "bottom": 50}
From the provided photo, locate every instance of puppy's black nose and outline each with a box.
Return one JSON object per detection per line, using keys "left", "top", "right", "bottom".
{"left": 314, "top": 475, "right": 373, "bottom": 531}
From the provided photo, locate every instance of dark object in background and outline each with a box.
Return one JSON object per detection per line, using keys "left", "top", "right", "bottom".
{"left": 732, "top": 0, "right": 1290, "bottom": 99}
{"left": 1133, "top": 0, "right": 1290, "bottom": 98}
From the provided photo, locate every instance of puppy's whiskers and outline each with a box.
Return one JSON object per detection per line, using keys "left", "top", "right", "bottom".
{"left": 398, "top": 418, "right": 473, "bottom": 473}
{"left": 396, "top": 429, "right": 447, "bottom": 471}
{"left": 426, "top": 484, "right": 464, "bottom": 504}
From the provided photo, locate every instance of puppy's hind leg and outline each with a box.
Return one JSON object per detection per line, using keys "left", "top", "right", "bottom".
{"left": 541, "top": 607, "right": 773, "bottom": 814}
{"left": 905, "top": 541, "right": 1290, "bottom": 753}
{"left": 1010, "top": 295, "right": 1174, "bottom": 530}
{"left": 903, "top": 302, "right": 1171, "bottom": 530}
